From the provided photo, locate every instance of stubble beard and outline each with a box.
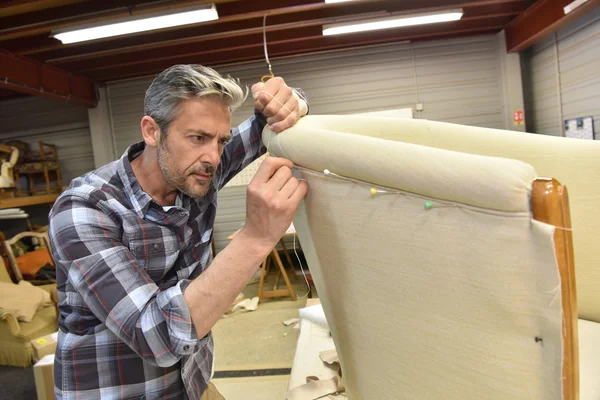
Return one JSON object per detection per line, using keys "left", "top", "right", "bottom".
{"left": 157, "top": 140, "right": 214, "bottom": 199}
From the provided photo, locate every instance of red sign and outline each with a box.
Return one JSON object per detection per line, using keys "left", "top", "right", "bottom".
{"left": 513, "top": 110, "right": 524, "bottom": 126}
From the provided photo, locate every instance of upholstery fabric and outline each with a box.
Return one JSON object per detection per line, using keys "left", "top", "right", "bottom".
{"left": 0, "top": 258, "right": 57, "bottom": 367}
{"left": 0, "top": 305, "right": 58, "bottom": 367}
{"left": 274, "top": 115, "right": 600, "bottom": 322}
{"left": 263, "top": 117, "right": 564, "bottom": 399}
{"left": 0, "top": 280, "right": 53, "bottom": 322}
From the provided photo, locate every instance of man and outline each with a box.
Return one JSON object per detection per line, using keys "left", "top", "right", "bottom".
{"left": 48, "top": 64, "right": 309, "bottom": 399}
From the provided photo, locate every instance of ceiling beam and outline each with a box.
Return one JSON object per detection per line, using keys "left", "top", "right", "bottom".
{"left": 0, "top": 0, "right": 85, "bottom": 18}
{"left": 0, "top": 49, "right": 98, "bottom": 107}
{"left": 53, "top": 11, "right": 515, "bottom": 73}
{"left": 82, "top": 19, "right": 507, "bottom": 82}
{"left": 13, "top": 0, "right": 524, "bottom": 65}
{"left": 0, "top": 0, "right": 234, "bottom": 41}
{"left": 505, "top": 0, "right": 600, "bottom": 52}
{"left": 5, "top": 0, "right": 519, "bottom": 56}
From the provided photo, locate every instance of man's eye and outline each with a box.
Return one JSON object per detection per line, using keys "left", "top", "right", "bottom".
{"left": 193, "top": 136, "right": 205, "bottom": 141}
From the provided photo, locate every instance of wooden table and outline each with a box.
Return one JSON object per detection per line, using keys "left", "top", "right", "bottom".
{"left": 228, "top": 225, "right": 298, "bottom": 302}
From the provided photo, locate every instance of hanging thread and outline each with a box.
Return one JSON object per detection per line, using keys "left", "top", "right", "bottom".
{"left": 293, "top": 231, "right": 311, "bottom": 298}
{"left": 261, "top": 14, "right": 274, "bottom": 82}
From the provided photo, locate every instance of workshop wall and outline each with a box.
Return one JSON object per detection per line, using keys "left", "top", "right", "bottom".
{"left": 107, "top": 34, "right": 507, "bottom": 252}
{"left": 0, "top": 96, "right": 95, "bottom": 236}
{"left": 524, "top": 6, "right": 600, "bottom": 138}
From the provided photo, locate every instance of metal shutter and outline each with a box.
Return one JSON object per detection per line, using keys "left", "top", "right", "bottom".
{"left": 527, "top": 7, "right": 600, "bottom": 138}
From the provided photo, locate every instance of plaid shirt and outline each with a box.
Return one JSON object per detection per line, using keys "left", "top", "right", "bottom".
{"left": 49, "top": 107, "right": 273, "bottom": 399}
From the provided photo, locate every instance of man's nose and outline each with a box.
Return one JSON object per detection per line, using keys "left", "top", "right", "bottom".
{"left": 202, "top": 139, "right": 221, "bottom": 170}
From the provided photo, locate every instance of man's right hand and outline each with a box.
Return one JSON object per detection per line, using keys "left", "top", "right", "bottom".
{"left": 242, "top": 157, "right": 308, "bottom": 251}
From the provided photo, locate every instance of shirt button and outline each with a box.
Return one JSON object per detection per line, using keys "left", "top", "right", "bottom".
{"left": 183, "top": 345, "right": 190, "bottom": 351}
{"left": 153, "top": 244, "right": 159, "bottom": 250}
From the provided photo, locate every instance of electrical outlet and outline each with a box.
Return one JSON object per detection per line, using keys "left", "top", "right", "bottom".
{"left": 416, "top": 103, "right": 424, "bottom": 111}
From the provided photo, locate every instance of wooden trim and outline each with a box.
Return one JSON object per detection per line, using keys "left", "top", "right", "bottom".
{"left": 4, "top": 231, "right": 53, "bottom": 284}
{"left": 0, "top": 193, "right": 59, "bottom": 209}
{"left": 531, "top": 178, "right": 579, "bottom": 400}
{"left": 0, "top": 49, "right": 98, "bottom": 107}
{"left": 505, "top": 0, "right": 600, "bottom": 52}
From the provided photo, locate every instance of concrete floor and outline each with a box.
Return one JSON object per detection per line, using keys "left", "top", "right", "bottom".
{"left": 212, "top": 279, "right": 314, "bottom": 399}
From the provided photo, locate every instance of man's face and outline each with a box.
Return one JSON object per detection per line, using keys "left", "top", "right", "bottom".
{"left": 157, "top": 97, "right": 231, "bottom": 198}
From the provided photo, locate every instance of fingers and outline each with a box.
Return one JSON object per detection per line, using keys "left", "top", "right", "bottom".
{"left": 263, "top": 88, "right": 296, "bottom": 119}
{"left": 251, "top": 82, "right": 265, "bottom": 103}
{"left": 279, "top": 175, "right": 300, "bottom": 199}
{"left": 267, "top": 95, "right": 299, "bottom": 133}
{"left": 253, "top": 77, "right": 290, "bottom": 115}
{"left": 267, "top": 164, "right": 293, "bottom": 192}
{"left": 288, "top": 180, "right": 308, "bottom": 205}
{"left": 269, "top": 109, "right": 299, "bottom": 133}
{"left": 252, "top": 77, "right": 302, "bottom": 133}
{"left": 252, "top": 156, "right": 294, "bottom": 184}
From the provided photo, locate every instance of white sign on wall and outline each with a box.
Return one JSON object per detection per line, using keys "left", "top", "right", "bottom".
{"left": 564, "top": 116, "right": 595, "bottom": 140}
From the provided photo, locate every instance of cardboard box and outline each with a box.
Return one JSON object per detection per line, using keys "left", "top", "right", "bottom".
{"left": 31, "top": 331, "right": 58, "bottom": 362}
{"left": 33, "top": 354, "right": 55, "bottom": 400}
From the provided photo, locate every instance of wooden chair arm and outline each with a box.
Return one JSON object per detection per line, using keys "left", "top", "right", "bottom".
{"left": 0, "top": 144, "right": 13, "bottom": 154}
{"left": 531, "top": 178, "right": 578, "bottom": 400}
{"left": 38, "top": 142, "right": 57, "bottom": 161}
{"left": 0, "top": 310, "right": 22, "bottom": 336}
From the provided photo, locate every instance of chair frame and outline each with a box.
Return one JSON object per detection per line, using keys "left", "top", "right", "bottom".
{"left": 3, "top": 231, "right": 53, "bottom": 284}
{"left": 531, "top": 178, "right": 579, "bottom": 400}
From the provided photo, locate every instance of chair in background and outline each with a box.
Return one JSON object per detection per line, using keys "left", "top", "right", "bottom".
{"left": 7, "top": 140, "right": 62, "bottom": 196}
{"left": 4, "top": 231, "right": 55, "bottom": 285}
{"left": 0, "top": 257, "right": 57, "bottom": 367}
{"left": 0, "top": 144, "right": 19, "bottom": 198}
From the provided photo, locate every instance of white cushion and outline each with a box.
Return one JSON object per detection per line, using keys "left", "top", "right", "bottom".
{"left": 579, "top": 318, "right": 600, "bottom": 400}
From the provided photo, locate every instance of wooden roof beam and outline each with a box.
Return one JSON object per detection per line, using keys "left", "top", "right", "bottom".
{"left": 84, "top": 18, "right": 507, "bottom": 82}
{"left": 505, "top": 0, "right": 600, "bottom": 52}
{"left": 0, "top": 49, "right": 98, "bottom": 108}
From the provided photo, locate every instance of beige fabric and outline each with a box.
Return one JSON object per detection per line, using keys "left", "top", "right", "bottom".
{"left": 200, "top": 382, "right": 226, "bottom": 400}
{"left": 0, "top": 281, "right": 53, "bottom": 322}
{"left": 264, "top": 120, "right": 564, "bottom": 399}
{"left": 267, "top": 115, "right": 600, "bottom": 322}
{"left": 265, "top": 124, "right": 536, "bottom": 213}
{"left": 578, "top": 319, "right": 600, "bottom": 400}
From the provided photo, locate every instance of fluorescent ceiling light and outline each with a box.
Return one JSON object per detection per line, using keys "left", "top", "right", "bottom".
{"left": 325, "top": 0, "right": 358, "bottom": 3}
{"left": 323, "top": 9, "right": 463, "bottom": 36}
{"left": 564, "top": 0, "right": 589, "bottom": 14}
{"left": 53, "top": 5, "right": 218, "bottom": 44}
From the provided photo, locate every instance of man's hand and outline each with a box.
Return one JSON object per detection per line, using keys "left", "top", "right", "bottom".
{"left": 252, "top": 77, "right": 308, "bottom": 133}
{"left": 241, "top": 157, "right": 308, "bottom": 250}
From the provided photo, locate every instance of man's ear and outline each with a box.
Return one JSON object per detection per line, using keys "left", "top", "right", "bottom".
{"left": 141, "top": 116, "right": 161, "bottom": 147}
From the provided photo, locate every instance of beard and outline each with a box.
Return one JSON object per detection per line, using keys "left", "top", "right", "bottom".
{"left": 157, "top": 139, "right": 215, "bottom": 198}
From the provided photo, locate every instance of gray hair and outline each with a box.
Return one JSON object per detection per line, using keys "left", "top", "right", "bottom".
{"left": 144, "top": 64, "right": 248, "bottom": 136}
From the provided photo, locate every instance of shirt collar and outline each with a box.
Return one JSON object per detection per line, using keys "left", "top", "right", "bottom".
{"left": 117, "top": 141, "right": 157, "bottom": 218}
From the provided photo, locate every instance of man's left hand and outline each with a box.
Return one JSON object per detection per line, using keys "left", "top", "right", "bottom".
{"left": 252, "top": 77, "right": 308, "bottom": 133}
